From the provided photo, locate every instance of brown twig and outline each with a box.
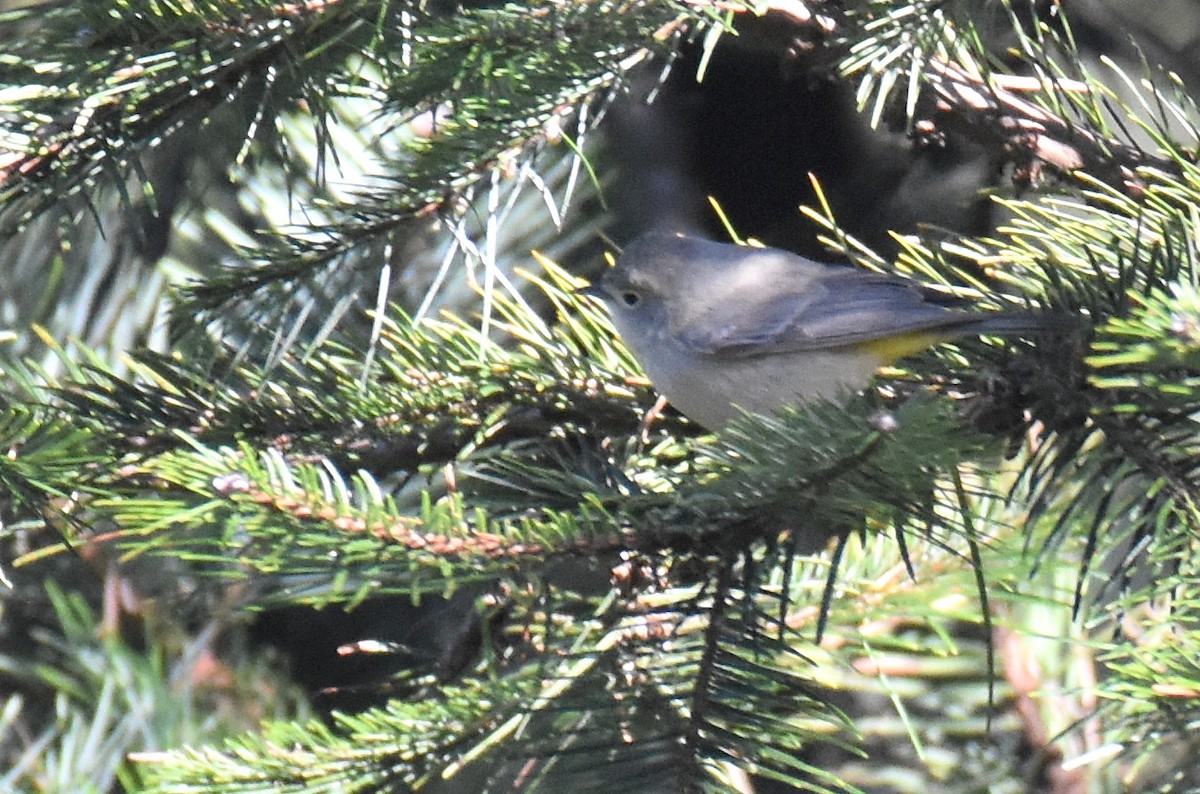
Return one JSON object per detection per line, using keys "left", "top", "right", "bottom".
{"left": 919, "top": 58, "right": 1178, "bottom": 196}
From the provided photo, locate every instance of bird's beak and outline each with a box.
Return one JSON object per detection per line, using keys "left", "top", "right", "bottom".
{"left": 575, "top": 283, "right": 605, "bottom": 300}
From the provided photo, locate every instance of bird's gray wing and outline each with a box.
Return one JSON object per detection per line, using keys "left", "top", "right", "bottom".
{"left": 676, "top": 268, "right": 971, "bottom": 357}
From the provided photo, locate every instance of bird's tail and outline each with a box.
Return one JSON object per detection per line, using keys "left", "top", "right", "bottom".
{"left": 958, "top": 310, "right": 1083, "bottom": 338}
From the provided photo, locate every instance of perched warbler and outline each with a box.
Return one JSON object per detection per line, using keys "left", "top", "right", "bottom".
{"left": 585, "top": 231, "right": 1063, "bottom": 429}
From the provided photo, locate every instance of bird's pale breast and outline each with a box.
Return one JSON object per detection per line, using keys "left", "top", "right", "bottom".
{"left": 623, "top": 327, "right": 883, "bottom": 429}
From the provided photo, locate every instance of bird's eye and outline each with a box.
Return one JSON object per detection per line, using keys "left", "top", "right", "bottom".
{"left": 621, "top": 291, "right": 640, "bottom": 307}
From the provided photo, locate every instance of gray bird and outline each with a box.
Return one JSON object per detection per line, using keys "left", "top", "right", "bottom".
{"left": 586, "top": 231, "right": 1061, "bottom": 429}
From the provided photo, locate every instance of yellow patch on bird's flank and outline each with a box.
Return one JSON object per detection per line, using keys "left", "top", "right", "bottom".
{"left": 856, "top": 331, "right": 948, "bottom": 364}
